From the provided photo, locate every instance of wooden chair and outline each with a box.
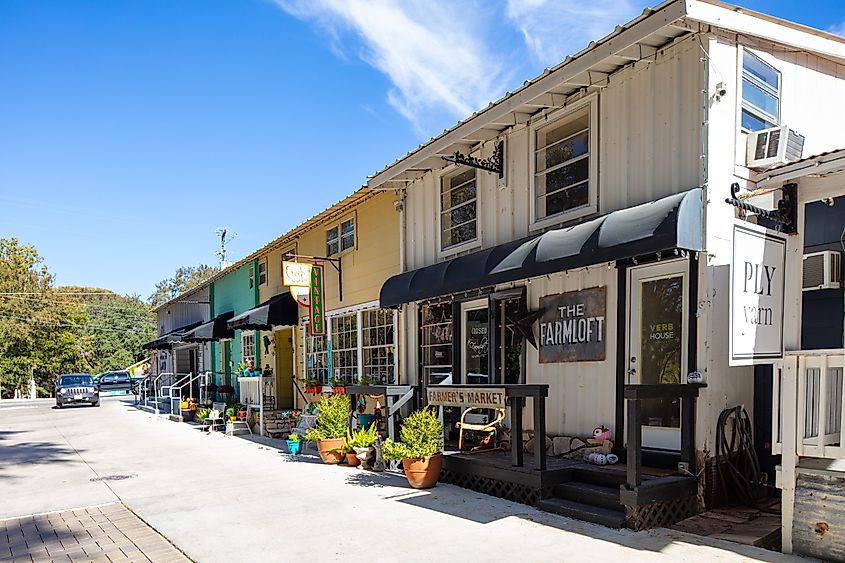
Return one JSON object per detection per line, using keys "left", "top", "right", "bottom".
{"left": 457, "top": 407, "right": 506, "bottom": 452}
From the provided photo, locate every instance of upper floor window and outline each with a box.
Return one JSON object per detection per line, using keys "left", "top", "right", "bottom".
{"left": 741, "top": 50, "right": 780, "bottom": 132}
{"left": 326, "top": 218, "right": 355, "bottom": 256}
{"left": 258, "top": 260, "right": 267, "bottom": 286}
{"left": 248, "top": 267, "right": 254, "bottom": 289}
{"left": 534, "top": 105, "right": 591, "bottom": 221}
{"left": 440, "top": 168, "right": 477, "bottom": 250}
{"left": 242, "top": 332, "right": 255, "bottom": 362}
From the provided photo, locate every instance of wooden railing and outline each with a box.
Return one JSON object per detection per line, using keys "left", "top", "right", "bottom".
{"left": 774, "top": 350, "right": 845, "bottom": 459}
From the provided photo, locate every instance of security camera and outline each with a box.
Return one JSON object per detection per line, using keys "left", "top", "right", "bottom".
{"left": 715, "top": 82, "right": 727, "bottom": 100}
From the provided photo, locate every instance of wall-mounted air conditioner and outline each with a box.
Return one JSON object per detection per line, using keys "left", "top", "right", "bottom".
{"left": 746, "top": 125, "right": 805, "bottom": 169}
{"left": 803, "top": 250, "right": 841, "bottom": 291}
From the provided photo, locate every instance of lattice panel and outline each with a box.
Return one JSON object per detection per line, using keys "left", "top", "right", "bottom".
{"left": 440, "top": 468, "right": 551, "bottom": 506}
{"left": 625, "top": 495, "right": 699, "bottom": 530}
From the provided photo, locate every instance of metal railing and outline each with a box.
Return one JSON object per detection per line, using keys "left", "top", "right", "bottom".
{"left": 774, "top": 349, "right": 845, "bottom": 459}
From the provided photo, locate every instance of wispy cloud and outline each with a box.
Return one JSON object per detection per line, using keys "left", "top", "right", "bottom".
{"left": 506, "top": 0, "right": 640, "bottom": 67}
{"left": 830, "top": 21, "right": 845, "bottom": 37}
{"left": 275, "top": 0, "right": 513, "bottom": 136}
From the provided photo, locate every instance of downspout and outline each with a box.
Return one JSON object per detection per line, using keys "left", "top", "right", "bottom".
{"left": 397, "top": 188, "right": 408, "bottom": 386}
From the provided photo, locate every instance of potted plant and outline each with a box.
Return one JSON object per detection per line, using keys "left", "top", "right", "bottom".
{"left": 225, "top": 406, "right": 237, "bottom": 422}
{"left": 286, "top": 433, "right": 303, "bottom": 455}
{"left": 179, "top": 399, "right": 197, "bottom": 422}
{"left": 383, "top": 408, "right": 444, "bottom": 489}
{"left": 331, "top": 374, "right": 347, "bottom": 395}
{"left": 197, "top": 408, "right": 210, "bottom": 422}
{"left": 304, "top": 377, "right": 322, "bottom": 395}
{"left": 304, "top": 394, "right": 350, "bottom": 464}
{"left": 344, "top": 423, "right": 377, "bottom": 467}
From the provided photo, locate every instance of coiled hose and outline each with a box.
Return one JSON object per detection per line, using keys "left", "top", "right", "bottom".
{"left": 715, "top": 405, "right": 766, "bottom": 505}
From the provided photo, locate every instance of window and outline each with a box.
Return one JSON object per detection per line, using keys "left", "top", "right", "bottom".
{"left": 248, "top": 267, "right": 254, "bottom": 289}
{"left": 304, "top": 321, "right": 328, "bottom": 384}
{"left": 534, "top": 106, "right": 591, "bottom": 220}
{"left": 341, "top": 219, "right": 355, "bottom": 251}
{"left": 331, "top": 314, "right": 358, "bottom": 384}
{"left": 362, "top": 309, "right": 395, "bottom": 384}
{"left": 741, "top": 50, "right": 780, "bottom": 132}
{"left": 242, "top": 333, "right": 255, "bottom": 363}
{"left": 326, "top": 227, "right": 339, "bottom": 256}
{"left": 258, "top": 260, "right": 267, "bottom": 285}
{"left": 420, "top": 303, "right": 453, "bottom": 385}
{"left": 440, "top": 169, "right": 477, "bottom": 250}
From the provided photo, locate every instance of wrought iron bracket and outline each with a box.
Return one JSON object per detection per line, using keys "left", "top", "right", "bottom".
{"left": 442, "top": 140, "right": 504, "bottom": 178}
{"left": 725, "top": 182, "right": 797, "bottom": 234}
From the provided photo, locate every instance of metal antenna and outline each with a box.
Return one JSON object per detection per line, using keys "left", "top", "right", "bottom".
{"left": 214, "top": 228, "right": 237, "bottom": 268}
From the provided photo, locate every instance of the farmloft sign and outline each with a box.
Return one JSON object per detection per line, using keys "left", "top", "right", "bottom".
{"left": 729, "top": 222, "right": 786, "bottom": 365}
{"left": 538, "top": 286, "right": 607, "bottom": 363}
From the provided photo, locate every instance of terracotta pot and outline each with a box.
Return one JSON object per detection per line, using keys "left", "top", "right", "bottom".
{"left": 316, "top": 438, "right": 345, "bottom": 464}
{"left": 332, "top": 386, "right": 346, "bottom": 395}
{"left": 345, "top": 453, "right": 360, "bottom": 467}
{"left": 402, "top": 453, "right": 443, "bottom": 489}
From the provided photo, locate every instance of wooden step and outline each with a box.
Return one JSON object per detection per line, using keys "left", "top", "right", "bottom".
{"left": 553, "top": 482, "right": 623, "bottom": 511}
{"left": 569, "top": 466, "right": 628, "bottom": 488}
{"left": 537, "top": 498, "right": 627, "bottom": 528}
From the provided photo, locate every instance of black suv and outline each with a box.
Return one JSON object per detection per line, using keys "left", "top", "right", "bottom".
{"left": 56, "top": 374, "right": 99, "bottom": 408}
{"left": 97, "top": 371, "right": 134, "bottom": 393}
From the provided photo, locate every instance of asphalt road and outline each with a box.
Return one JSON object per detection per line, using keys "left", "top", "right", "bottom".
{"left": 0, "top": 397, "right": 809, "bottom": 562}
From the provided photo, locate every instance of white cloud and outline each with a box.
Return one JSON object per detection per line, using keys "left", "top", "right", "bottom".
{"left": 829, "top": 21, "right": 845, "bottom": 37}
{"left": 506, "top": 0, "right": 640, "bottom": 67}
{"left": 275, "top": 0, "right": 513, "bottom": 135}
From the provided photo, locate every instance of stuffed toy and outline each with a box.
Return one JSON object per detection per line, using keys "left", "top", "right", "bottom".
{"left": 593, "top": 425, "right": 612, "bottom": 442}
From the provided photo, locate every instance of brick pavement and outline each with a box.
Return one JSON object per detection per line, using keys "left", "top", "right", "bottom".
{"left": 0, "top": 504, "right": 188, "bottom": 563}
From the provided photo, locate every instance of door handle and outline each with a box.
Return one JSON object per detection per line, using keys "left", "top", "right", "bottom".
{"left": 627, "top": 368, "right": 637, "bottom": 376}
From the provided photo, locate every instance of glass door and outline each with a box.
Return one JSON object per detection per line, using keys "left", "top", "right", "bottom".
{"left": 627, "top": 260, "right": 688, "bottom": 451}
{"left": 461, "top": 300, "right": 490, "bottom": 384}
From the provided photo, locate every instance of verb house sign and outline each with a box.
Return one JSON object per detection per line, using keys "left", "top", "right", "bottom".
{"left": 538, "top": 286, "right": 607, "bottom": 363}
{"left": 729, "top": 222, "right": 787, "bottom": 365}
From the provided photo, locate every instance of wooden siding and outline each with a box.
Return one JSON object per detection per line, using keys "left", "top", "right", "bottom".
{"left": 404, "top": 35, "right": 704, "bottom": 271}
{"left": 155, "top": 286, "right": 209, "bottom": 336}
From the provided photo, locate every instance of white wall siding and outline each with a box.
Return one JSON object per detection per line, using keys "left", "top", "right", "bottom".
{"left": 156, "top": 286, "right": 210, "bottom": 335}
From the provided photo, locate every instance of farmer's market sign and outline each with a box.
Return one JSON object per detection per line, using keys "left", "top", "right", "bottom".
{"left": 538, "top": 286, "right": 606, "bottom": 363}
{"left": 427, "top": 387, "right": 506, "bottom": 409}
{"left": 730, "top": 222, "right": 786, "bottom": 365}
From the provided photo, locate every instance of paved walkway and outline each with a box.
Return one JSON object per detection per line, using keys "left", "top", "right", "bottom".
{"left": 0, "top": 503, "right": 187, "bottom": 563}
{"left": 0, "top": 397, "right": 813, "bottom": 562}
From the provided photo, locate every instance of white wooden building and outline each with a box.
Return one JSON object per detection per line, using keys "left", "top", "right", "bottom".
{"left": 369, "top": 0, "right": 845, "bottom": 534}
{"left": 146, "top": 285, "right": 211, "bottom": 377}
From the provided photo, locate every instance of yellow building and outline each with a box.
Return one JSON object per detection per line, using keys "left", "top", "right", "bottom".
{"left": 246, "top": 188, "right": 401, "bottom": 409}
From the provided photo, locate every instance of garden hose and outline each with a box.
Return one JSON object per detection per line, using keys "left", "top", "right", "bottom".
{"left": 715, "top": 405, "right": 767, "bottom": 506}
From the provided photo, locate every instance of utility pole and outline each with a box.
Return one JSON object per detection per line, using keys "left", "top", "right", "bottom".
{"left": 214, "top": 228, "right": 237, "bottom": 269}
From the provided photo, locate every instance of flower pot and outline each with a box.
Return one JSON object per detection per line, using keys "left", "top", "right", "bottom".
{"left": 180, "top": 409, "right": 196, "bottom": 422}
{"left": 353, "top": 446, "right": 372, "bottom": 461}
{"left": 286, "top": 440, "right": 303, "bottom": 455}
{"left": 238, "top": 410, "right": 247, "bottom": 420}
{"left": 357, "top": 414, "right": 375, "bottom": 429}
{"left": 331, "top": 386, "right": 346, "bottom": 395}
{"left": 316, "top": 438, "right": 345, "bottom": 464}
{"left": 305, "top": 385, "right": 322, "bottom": 394}
{"left": 345, "top": 453, "right": 360, "bottom": 467}
{"left": 401, "top": 453, "right": 443, "bottom": 489}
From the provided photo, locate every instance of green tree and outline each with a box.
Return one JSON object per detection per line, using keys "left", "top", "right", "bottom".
{"left": 149, "top": 265, "right": 218, "bottom": 307}
{"left": 0, "top": 238, "right": 89, "bottom": 396}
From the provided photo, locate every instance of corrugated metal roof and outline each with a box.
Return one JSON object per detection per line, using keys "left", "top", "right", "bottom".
{"left": 152, "top": 187, "right": 391, "bottom": 312}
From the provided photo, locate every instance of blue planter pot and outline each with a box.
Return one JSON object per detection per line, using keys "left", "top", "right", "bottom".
{"left": 287, "top": 440, "right": 303, "bottom": 455}
{"left": 358, "top": 414, "right": 375, "bottom": 429}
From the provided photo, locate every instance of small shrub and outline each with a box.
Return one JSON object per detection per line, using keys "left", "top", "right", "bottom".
{"left": 382, "top": 408, "right": 443, "bottom": 461}
{"left": 304, "top": 393, "right": 350, "bottom": 441}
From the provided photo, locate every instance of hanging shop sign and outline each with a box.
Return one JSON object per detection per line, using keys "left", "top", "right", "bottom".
{"left": 283, "top": 261, "right": 311, "bottom": 287}
{"left": 427, "top": 386, "right": 506, "bottom": 409}
{"left": 538, "top": 286, "right": 606, "bottom": 363}
{"left": 309, "top": 265, "right": 326, "bottom": 336}
{"left": 729, "top": 222, "right": 786, "bottom": 365}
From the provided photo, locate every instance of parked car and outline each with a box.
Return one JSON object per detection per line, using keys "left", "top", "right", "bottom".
{"left": 55, "top": 374, "right": 99, "bottom": 408}
{"left": 97, "top": 371, "right": 134, "bottom": 393}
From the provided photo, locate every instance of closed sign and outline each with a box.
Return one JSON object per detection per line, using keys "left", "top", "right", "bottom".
{"left": 730, "top": 222, "right": 787, "bottom": 365}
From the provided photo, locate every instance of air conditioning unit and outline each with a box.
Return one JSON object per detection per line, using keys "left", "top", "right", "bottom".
{"left": 803, "top": 251, "right": 841, "bottom": 291}
{"left": 746, "top": 125, "right": 805, "bottom": 169}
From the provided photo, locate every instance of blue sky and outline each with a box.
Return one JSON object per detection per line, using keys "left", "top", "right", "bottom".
{"left": 1, "top": 0, "right": 844, "bottom": 299}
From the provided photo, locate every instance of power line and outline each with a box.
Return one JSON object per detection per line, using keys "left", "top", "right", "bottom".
{"left": 0, "top": 292, "right": 115, "bottom": 295}
{"left": 0, "top": 294, "right": 153, "bottom": 315}
{"left": 0, "top": 313, "right": 153, "bottom": 334}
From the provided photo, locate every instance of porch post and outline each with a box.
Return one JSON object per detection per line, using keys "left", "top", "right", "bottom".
{"left": 626, "top": 397, "right": 642, "bottom": 487}
{"left": 533, "top": 394, "right": 547, "bottom": 471}
{"left": 509, "top": 396, "right": 524, "bottom": 467}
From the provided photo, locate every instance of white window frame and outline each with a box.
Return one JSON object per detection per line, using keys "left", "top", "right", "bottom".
{"left": 242, "top": 332, "right": 255, "bottom": 363}
{"left": 326, "top": 216, "right": 356, "bottom": 257}
{"left": 740, "top": 48, "right": 781, "bottom": 133}
{"left": 437, "top": 164, "right": 480, "bottom": 258}
{"left": 248, "top": 267, "right": 255, "bottom": 290}
{"left": 300, "top": 301, "right": 399, "bottom": 388}
{"left": 258, "top": 260, "right": 267, "bottom": 286}
{"left": 529, "top": 96, "right": 598, "bottom": 231}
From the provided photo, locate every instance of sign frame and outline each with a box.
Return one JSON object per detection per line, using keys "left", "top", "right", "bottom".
{"left": 309, "top": 264, "right": 326, "bottom": 336}
{"left": 538, "top": 286, "right": 607, "bottom": 363}
{"left": 426, "top": 386, "right": 507, "bottom": 409}
{"left": 729, "top": 221, "right": 787, "bottom": 366}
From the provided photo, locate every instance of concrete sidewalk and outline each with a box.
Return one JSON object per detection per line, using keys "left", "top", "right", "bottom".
{"left": 0, "top": 397, "right": 811, "bottom": 562}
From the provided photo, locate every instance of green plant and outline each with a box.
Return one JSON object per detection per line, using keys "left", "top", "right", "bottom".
{"left": 287, "top": 433, "right": 303, "bottom": 442}
{"left": 304, "top": 376, "right": 322, "bottom": 386}
{"left": 196, "top": 409, "right": 210, "bottom": 421}
{"left": 304, "top": 393, "right": 350, "bottom": 442}
{"left": 344, "top": 424, "right": 377, "bottom": 450}
{"left": 225, "top": 407, "right": 236, "bottom": 419}
{"left": 382, "top": 408, "right": 443, "bottom": 460}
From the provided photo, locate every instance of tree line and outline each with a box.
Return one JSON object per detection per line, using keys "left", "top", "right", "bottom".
{"left": 0, "top": 238, "right": 217, "bottom": 398}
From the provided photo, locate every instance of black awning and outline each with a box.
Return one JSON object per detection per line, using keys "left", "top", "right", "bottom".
{"left": 380, "top": 187, "right": 703, "bottom": 308}
{"left": 182, "top": 311, "right": 235, "bottom": 342}
{"left": 227, "top": 293, "right": 298, "bottom": 331}
{"left": 142, "top": 321, "right": 204, "bottom": 350}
